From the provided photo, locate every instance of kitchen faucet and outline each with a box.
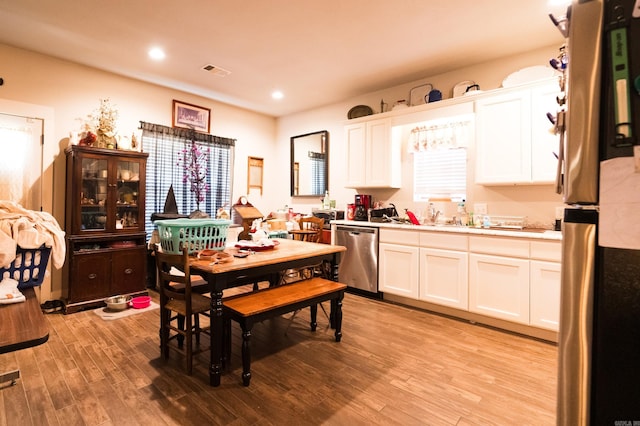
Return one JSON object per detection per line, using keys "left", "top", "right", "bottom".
{"left": 425, "top": 204, "right": 441, "bottom": 225}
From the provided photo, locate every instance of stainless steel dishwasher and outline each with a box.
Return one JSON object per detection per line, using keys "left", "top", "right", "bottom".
{"left": 335, "top": 225, "right": 379, "bottom": 297}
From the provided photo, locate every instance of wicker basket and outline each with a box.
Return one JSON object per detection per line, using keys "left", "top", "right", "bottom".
{"left": 0, "top": 245, "right": 52, "bottom": 290}
{"left": 155, "top": 218, "right": 231, "bottom": 254}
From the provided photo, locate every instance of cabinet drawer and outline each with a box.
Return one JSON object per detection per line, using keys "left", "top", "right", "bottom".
{"left": 530, "top": 240, "right": 561, "bottom": 262}
{"left": 469, "top": 236, "right": 529, "bottom": 258}
{"left": 419, "top": 232, "right": 468, "bottom": 251}
{"left": 380, "top": 228, "right": 419, "bottom": 246}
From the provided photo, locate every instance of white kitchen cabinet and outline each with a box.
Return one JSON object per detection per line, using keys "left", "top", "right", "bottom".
{"left": 529, "top": 240, "right": 561, "bottom": 331}
{"left": 418, "top": 232, "right": 468, "bottom": 309}
{"left": 475, "top": 88, "right": 531, "bottom": 184}
{"left": 344, "top": 117, "right": 401, "bottom": 188}
{"left": 475, "top": 79, "right": 560, "bottom": 185}
{"left": 530, "top": 260, "right": 561, "bottom": 331}
{"left": 419, "top": 248, "right": 468, "bottom": 309}
{"left": 379, "top": 242, "right": 419, "bottom": 298}
{"left": 469, "top": 253, "right": 530, "bottom": 324}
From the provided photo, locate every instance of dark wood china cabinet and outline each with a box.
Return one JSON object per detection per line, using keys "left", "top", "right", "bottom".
{"left": 63, "top": 145, "right": 149, "bottom": 313}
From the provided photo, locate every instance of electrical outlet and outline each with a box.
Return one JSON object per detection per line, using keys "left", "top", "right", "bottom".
{"left": 474, "top": 203, "right": 487, "bottom": 215}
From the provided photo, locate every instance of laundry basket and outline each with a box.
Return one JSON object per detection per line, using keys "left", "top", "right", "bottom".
{"left": 0, "top": 245, "right": 52, "bottom": 290}
{"left": 155, "top": 218, "right": 231, "bottom": 254}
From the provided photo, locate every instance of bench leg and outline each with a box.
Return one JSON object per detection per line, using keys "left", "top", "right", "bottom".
{"left": 240, "top": 324, "right": 252, "bottom": 386}
{"left": 310, "top": 304, "right": 318, "bottom": 331}
{"left": 332, "top": 293, "right": 344, "bottom": 342}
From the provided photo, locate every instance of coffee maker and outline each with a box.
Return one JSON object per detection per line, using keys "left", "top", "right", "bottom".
{"left": 353, "top": 194, "right": 372, "bottom": 221}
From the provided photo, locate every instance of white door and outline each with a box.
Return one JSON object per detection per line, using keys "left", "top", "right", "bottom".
{"left": 469, "top": 253, "right": 530, "bottom": 324}
{"left": 379, "top": 242, "right": 419, "bottom": 298}
{"left": 0, "top": 113, "right": 44, "bottom": 210}
{"left": 530, "top": 260, "right": 561, "bottom": 331}
{"left": 365, "top": 118, "right": 391, "bottom": 186}
{"left": 419, "top": 248, "right": 468, "bottom": 309}
{"left": 475, "top": 89, "right": 531, "bottom": 184}
{"left": 530, "top": 82, "right": 562, "bottom": 183}
{"left": 344, "top": 123, "right": 366, "bottom": 187}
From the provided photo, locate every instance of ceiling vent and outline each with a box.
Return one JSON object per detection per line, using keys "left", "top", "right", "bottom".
{"left": 202, "top": 64, "right": 231, "bottom": 77}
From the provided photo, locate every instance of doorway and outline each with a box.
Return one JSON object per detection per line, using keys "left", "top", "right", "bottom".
{"left": 0, "top": 112, "right": 44, "bottom": 210}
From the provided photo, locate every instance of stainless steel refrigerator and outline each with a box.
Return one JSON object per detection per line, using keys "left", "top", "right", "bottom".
{"left": 555, "top": 0, "right": 640, "bottom": 424}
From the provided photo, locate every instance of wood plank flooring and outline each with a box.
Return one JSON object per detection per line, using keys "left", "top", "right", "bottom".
{"left": 0, "top": 291, "right": 557, "bottom": 425}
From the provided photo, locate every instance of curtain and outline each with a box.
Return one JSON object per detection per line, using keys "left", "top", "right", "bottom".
{"left": 140, "top": 121, "right": 235, "bottom": 238}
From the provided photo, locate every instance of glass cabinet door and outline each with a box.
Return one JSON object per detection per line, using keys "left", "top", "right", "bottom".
{"left": 116, "top": 159, "right": 140, "bottom": 230}
{"left": 81, "top": 157, "right": 108, "bottom": 230}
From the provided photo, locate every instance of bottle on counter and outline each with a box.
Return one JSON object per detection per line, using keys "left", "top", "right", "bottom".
{"left": 457, "top": 201, "right": 468, "bottom": 226}
{"left": 323, "top": 190, "right": 330, "bottom": 209}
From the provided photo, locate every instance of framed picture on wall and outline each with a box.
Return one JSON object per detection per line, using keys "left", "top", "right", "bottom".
{"left": 172, "top": 100, "right": 210, "bottom": 133}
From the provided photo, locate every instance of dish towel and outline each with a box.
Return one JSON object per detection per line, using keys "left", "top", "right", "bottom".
{"left": 0, "top": 277, "right": 25, "bottom": 304}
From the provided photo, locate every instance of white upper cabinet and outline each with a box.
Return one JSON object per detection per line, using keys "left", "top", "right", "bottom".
{"left": 475, "top": 88, "right": 532, "bottom": 184}
{"left": 475, "top": 79, "right": 560, "bottom": 185}
{"left": 344, "top": 117, "right": 401, "bottom": 188}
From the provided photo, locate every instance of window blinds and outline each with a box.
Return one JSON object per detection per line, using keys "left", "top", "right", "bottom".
{"left": 413, "top": 148, "right": 467, "bottom": 202}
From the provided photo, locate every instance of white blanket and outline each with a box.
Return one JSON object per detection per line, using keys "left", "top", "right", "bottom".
{"left": 0, "top": 200, "right": 66, "bottom": 269}
{"left": 0, "top": 277, "right": 25, "bottom": 304}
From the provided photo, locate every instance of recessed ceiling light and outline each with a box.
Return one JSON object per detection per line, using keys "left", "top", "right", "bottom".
{"left": 148, "top": 47, "right": 166, "bottom": 61}
{"left": 271, "top": 90, "right": 284, "bottom": 100}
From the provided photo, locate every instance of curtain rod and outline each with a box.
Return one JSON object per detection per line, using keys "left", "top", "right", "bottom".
{"left": 139, "top": 121, "right": 236, "bottom": 146}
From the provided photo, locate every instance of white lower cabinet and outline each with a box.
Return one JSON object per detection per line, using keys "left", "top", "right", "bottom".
{"left": 418, "top": 248, "right": 468, "bottom": 310}
{"left": 469, "top": 253, "right": 530, "bottom": 325}
{"left": 379, "top": 242, "right": 419, "bottom": 298}
{"left": 530, "top": 260, "right": 561, "bottom": 331}
{"left": 377, "top": 229, "right": 561, "bottom": 335}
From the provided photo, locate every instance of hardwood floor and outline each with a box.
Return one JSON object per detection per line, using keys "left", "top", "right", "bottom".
{"left": 0, "top": 291, "right": 557, "bottom": 425}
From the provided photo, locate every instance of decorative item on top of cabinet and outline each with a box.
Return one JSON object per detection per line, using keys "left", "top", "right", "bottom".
{"left": 63, "top": 145, "right": 149, "bottom": 313}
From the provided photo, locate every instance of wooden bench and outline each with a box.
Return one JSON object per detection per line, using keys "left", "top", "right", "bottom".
{"left": 223, "top": 277, "right": 347, "bottom": 386}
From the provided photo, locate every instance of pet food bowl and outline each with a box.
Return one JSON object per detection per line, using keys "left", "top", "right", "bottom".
{"left": 130, "top": 295, "right": 151, "bottom": 309}
{"left": 105, "top": 295, "right": 131, "bottom": 311}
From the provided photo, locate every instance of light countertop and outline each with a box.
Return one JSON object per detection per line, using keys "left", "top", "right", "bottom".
{"left": 330, "top": 220, "right": 562, "bottom": 241}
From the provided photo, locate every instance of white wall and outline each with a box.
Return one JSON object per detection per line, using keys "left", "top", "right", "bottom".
{"left": 0, "top": 43, "right": 278, "bottom": 299}
{"left": 277, "top": 44, "right": 564, "bottom": 227}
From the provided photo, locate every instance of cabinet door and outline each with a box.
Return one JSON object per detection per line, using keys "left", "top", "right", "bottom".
{"left": 70, "top": 251, "right": 110, "bottom": 303}
{"left": 530, "top": 83, "right": 561, "bottom": 183}
{"left": 116, "top": 158, "right": 144, "bottom": 231}
{"left": 345, "top": 123, "right": 366, "bottom": 187}
{"left": 378, "top": 243, "right": 419, "bottom": 298}
{"left": 530, "top": 260, "right": 561, "bottom": 331}
{"left": 475, "top": 89, "right": 532, "bottom": 184}
{"left": 111, "top": 247, "right": 147, "bottom": 296}
{"left": 364, "top": 118, "right": 393, "bottom": 187}
{"left": 469, "top": 253, "right": 530, "bottom": 324}
{"left": 419, "top": 248, "right": 468, "bottom": 309}
{"left": 78, "top": 156, "right": 109, "bottom": 233}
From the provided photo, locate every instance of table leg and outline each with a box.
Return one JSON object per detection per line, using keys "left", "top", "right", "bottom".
{"left": 210, "top": 289, "right": 224, "bottom": 387}
{"left": 332, "top": 293, "right": 344, "bottom": 342}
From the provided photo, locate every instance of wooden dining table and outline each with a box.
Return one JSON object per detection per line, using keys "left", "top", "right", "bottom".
{"left": 190, "top": 238, "right": 346, "bottom": 387}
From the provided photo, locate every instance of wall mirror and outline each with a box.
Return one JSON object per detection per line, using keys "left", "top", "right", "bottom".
{"left": 290, "top": 130, "right": 328, "bottom": 197}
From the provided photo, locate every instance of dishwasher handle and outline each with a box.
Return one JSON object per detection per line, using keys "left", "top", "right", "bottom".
{"left": 336, "top": 226, "right": 377, "bottom": 236}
